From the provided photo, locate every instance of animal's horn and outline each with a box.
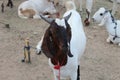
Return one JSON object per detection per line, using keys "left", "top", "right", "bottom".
{"left": 64, "top": 12, "right": 72, "bottom": 21}
{"left": 40, "top": 14, "right": 54, "bottom": 24}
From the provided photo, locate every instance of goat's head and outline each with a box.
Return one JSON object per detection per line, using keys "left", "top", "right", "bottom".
{"left": 92, "top": 7, "right": 111, "bottom": 26}
{"left": 36, "top": 13, "right": 73, "bottom": 59}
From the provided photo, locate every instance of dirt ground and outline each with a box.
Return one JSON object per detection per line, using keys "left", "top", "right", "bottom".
{"left": 0, "top": 0, "right": 120, "bottom": 80}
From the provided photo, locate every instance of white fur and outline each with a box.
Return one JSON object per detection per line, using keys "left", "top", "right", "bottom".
{"left": 18, "top": 0, "right": 56, "bottom": 19}
{"left": 92, "top": 7, "right": 120, "bottom": 46}
{"left": 36, "top": 1, "right": 86, "bottom": 80}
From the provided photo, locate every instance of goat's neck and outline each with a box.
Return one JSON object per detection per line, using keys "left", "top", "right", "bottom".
{"left": 105, "top": 16, "right": 116, "bottom": 35}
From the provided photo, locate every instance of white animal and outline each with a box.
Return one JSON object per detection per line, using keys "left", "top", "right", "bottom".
{"left": 36, "top": 1, "right": 86, "bottom": 80}
{"left": 49, "top": 0, "right": 93, "bottom": 26}
{"left": 18, "top": 0, "right": 57, "bottom": 19}
{"left": 92, "top": 7, "right": 120, "bottom": 46}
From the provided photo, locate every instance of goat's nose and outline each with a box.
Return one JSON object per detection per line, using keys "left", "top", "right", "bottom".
{"left": 36, "top": 49, "right": 41, "bottom": 55}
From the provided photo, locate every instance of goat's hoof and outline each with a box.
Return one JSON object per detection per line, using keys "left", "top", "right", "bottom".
{"left": 110, "top": 41, "right": 113, "bottom": 44}
{"left": 84, "top": 19, "right": 90, "bottom": 26}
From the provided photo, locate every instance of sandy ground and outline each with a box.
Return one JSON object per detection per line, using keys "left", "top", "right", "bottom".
{"left": 0, "top": 0, "right": 120, "bottom": 80}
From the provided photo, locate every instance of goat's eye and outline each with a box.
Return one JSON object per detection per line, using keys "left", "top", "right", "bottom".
{"left": 100, "top": 13, "right": 103, "bottom": 16}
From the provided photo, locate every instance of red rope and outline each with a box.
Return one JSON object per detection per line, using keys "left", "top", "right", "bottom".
{"left": 54, "top": 62, "right": 61, "bottom": 80}
{"left": 53, "top": 53, "right": 67, "bottom": 80}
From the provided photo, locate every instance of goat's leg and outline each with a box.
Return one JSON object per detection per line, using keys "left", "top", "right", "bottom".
{"left": 71, "top": 72, "right": 77, "bottom": 80}
{"left": 84, "top": 0, "right": 93, "bottom": 26}
{"left": 84, "top": 9, "right": 90, "bottom": 26}
{"left": 77, "top": 65, "right": 80, "bottom": 80}
{"left": 70, "top": 68, "right": 77, "bottom": 80}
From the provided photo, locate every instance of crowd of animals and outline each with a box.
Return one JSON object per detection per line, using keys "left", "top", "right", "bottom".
{"left": 1, "top": 0, "right": 120, "bottom": 80}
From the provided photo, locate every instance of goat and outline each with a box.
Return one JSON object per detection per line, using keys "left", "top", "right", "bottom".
{"left": 92, "top": 7, "right": 120, "bottom": 46}
{"left": 49, "top": 0, "right": 93, "bottom": 26}
{"left": 36, "top": 1, "right": 86, "bottom": 80}
{"left": 18, "top": 0, "right": 57, "bottom": 19}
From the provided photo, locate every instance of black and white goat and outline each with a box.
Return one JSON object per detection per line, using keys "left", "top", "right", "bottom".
{"left": 92, "top": 7, "right": 120, "bottom": 46}
{"left": 36, "top": 1, "right": 86, "bottom": 80}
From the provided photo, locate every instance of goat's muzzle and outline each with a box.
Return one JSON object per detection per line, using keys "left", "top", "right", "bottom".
{"left": 36, "top": 50, "right": 42, "bottom": 55}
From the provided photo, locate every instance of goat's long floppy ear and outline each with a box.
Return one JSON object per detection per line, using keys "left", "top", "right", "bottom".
{"left": 64, "top": 12, "right": 72, "bottom": 21}
{"left": 65, "top": 19, "right": 73, "bottom": 57}
{"left": 40, "top": 14, "right": 55, "bottom": 24}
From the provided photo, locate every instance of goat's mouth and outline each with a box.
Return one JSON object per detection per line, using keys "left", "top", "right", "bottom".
{"left": 36, "top": 50, "right": 42, "bottom": 55}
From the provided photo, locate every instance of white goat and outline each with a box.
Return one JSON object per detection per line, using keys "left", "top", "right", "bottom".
{"left": 18, "top": 0, "right": 57, "bottom": 19}
{"left": 36, "top": 1, "right": 86, "bottom": 80}
{"left": 92, "top": 7, "right": 120, "bottom": 46}
{"left": 49, "top": 0, "right": 93, "bottom": 26}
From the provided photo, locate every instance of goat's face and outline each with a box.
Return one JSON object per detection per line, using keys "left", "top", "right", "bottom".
{"left": 36, "top": 13, "right": 73, "bottom": 57}
{"left": 92, "top": 7, "right": 107, "bottom": 24}
{"left": 42, "top": 19, "right": 71, "bottom": 58}
{"left": 35, "top": 19, "right": 67, "bottom": 56}
{"left": 49, "top": 20, "right": 68, "bottom": 54}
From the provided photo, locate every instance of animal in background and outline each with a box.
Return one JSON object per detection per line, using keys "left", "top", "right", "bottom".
{"left": 92, "top": 7, "right": 120, "bottom": 46}
{"left": 48, "top": 0, "right": 93, "bottom": 26}
{"left": 18, "top": 0, "right": 57, "bottom": 19}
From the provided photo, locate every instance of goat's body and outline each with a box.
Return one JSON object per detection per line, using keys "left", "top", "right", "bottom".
{"left": 48, "top": 10, "right": 86, "bottom": 80}
{"left": 36, "top": 1, "right": 86, "bottom": 79}
{"left": 105, "top": 20, "right": 120, "bottom": 44}
{"left": 18, "top": 0, "right": 56, "bottom": 19}
{"left": 92, "top": 7, "right": 120, "bottom": 46}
